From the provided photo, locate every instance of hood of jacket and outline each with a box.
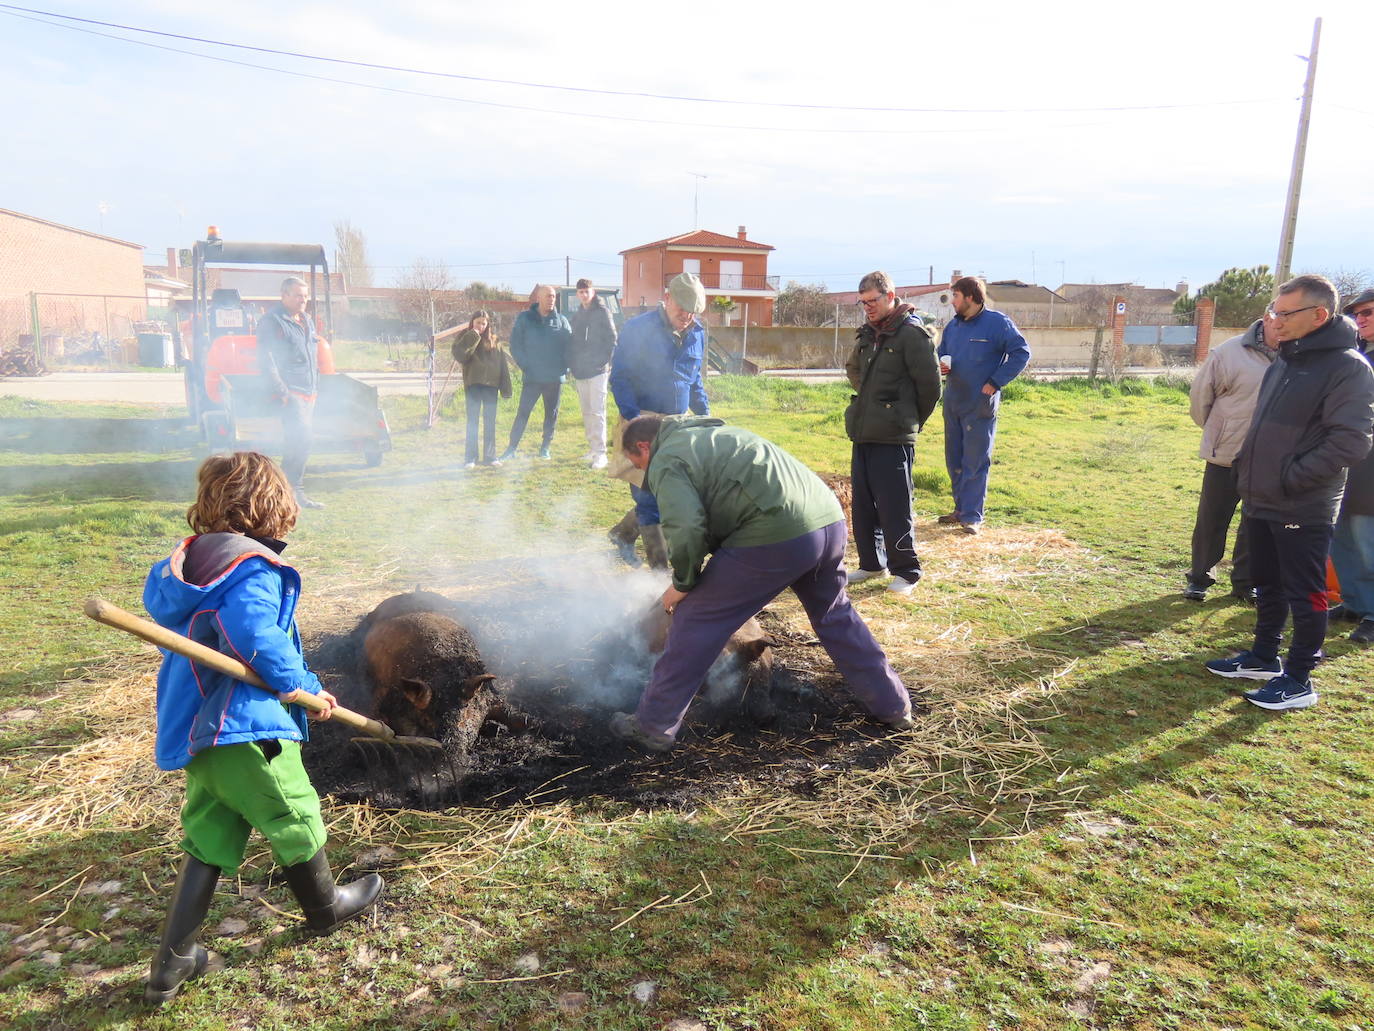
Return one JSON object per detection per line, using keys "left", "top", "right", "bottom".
{"left": 1278, "top": 313, "right": 1360, "bottom": 362}
{"left": 145, "top": 533, "right": 284, "bottom": 626}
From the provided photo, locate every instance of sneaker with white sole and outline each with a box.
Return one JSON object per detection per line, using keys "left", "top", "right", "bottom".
{"left": 609, "top": 712, "right": 674, "bottom": 753}
{"left": 847, "top": 568, "right": 888, "bottom": 584}
{"left": 463, "top": 462, "right": 477, "bottom": 470}
{"left": 887, "top": 577, "right": 918, "bottom": 596}
{"left": 1243, "top": 674, "right": 1318, "bottom": 710}
{"left": 590, "top": 454, "right": 609, "bottom": 470}
{"left": 1204, "top": 650, "right": 1282, "bottom": 681}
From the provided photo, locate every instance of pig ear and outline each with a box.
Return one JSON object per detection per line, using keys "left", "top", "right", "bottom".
{"left": 735, "top": 638, "right": 774, "bottom": 663}
{"left": 461, "top": 674, "right": 496, "bottom": 697}
{"left": 399, "top": 678, "right": 433, "bottom": 710}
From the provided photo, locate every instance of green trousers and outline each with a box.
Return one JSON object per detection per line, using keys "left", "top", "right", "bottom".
{"left": 180, "top": 740, "right": 326, "bottom": 874}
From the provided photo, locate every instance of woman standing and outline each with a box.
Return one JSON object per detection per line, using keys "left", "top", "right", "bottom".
{"left": 451, "top": 310, "right": 512, "bottom": 468}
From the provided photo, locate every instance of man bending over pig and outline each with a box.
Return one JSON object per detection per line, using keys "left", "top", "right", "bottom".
{"left": 609, "top": 414, "right": 914, "bottom": 752}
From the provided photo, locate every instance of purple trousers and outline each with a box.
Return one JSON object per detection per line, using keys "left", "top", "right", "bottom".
{"left": 635, "top": 521, "right": 911, "bottom": 739}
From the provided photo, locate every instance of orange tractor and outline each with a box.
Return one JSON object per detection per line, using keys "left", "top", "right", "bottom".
{"left": 182, "top": 233, "right": 391, "bottom": 467}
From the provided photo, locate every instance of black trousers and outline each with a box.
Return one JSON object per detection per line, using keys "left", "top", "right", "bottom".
{"left": 1246, "top": 516, "right": 1333, "bottom": 682}
{"left": 280, "top": 395, "right": 314, "bottom": 489}
{"left": 507, "top": 380, "right": 561, "bottom": 451}
{"left": 1189, "top": 462, "right": 1251, "bottom": 589}
{"left": 850, "top": 442, "right": 921, "bottom": 584}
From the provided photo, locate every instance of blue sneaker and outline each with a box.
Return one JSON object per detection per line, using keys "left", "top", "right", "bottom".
{"left": 1205, "top": 650, "right": 1282, "bottom": 681}
{"left": 1243, "top": 674, "right": 1318, "bottom": 711}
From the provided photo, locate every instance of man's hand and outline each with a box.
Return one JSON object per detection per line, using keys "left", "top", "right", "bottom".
{"left": 661, "top": 585, "right": 689, "bottom": 614}
{"left": 981, "top": 383, "right": 997, "bottom": 396}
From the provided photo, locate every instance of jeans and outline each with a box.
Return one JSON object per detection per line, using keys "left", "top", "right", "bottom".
{"left": 280, "top": 395, "right": 314, "bottom": 488}
{"left": 1331, "top": 512, "right": 1374, "bottom": 618}
{"left": 464, "top": 385, "right": 498, "bottom": 464}
{"left": 506, "top": 379, "right": 561, "bottom": 452}
{"left": 1246, "top": 516, "right": 1334, "bottom": 682}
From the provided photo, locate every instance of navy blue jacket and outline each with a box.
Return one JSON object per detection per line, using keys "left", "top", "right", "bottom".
{"left": 510, "top": 304, "right": 572, "bottom": 383}
{"left": 256, "top": 303, "right": 318, "bottom": 397}
{"left": 609, "top": 307, "right": 709, "bottom": 420}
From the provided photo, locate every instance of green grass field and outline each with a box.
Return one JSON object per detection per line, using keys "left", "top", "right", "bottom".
{"left": 1, "top": 376, "right": 1371, "bottom": 1030}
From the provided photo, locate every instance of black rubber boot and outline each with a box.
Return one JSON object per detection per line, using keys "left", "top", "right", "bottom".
{"left": 640, "top": 524, "right": 669, "bottom": 570}
{"left": 145, "top": 854, "right": 219, "bottom": 1005}
{"left": 608, "top": 508, "right": 641, "bottom": 567}
{"left": 282, "top": 849, "right": 383, "bottom": 935}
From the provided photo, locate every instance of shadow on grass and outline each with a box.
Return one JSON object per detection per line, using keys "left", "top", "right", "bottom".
{"left": 0, "top": 417, "right": 196, "bottom": 456}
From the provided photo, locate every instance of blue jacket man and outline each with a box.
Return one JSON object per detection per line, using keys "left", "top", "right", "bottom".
{"left": 937, "top": 276, "right": 1030, "bottom": 532}
{"left": 500, "top": 284, "right": 572, "bottom": 461}
{"left": 606, "top": 272, "right": 709, "bottom": 567}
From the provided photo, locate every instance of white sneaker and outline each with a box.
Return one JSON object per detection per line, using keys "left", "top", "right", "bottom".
{"left": 589, "top": 454, "right": 609, "bottom": 470}
{"left": 887, "top": 578, "right": 918, "bottom": 596}
{"left": 464, "top": 462, "right": 477, "bottom": 470}
{"left": 847, "top": 568, "right": 887, "bottom": 584}
{"left": 580, "top": 451, "right": 595, "bottom": 462}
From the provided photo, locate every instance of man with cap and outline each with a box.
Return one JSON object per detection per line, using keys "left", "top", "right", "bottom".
{"left": 606, "top": 272, "right": 710, "bottom": 568}
{"left": 608, "top": 414, "right": 914, "bottom": 753}
{"left": 1331, "top": 287, "right": 1374, "bottom": 643}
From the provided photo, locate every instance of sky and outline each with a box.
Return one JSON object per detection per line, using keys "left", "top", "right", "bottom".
{"left": 1, "top": 0, "right": 1370, "bottom": 296}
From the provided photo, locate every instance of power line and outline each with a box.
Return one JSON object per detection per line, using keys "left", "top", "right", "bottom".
{"left": 3, "top": 10, "right": 1121, "bottom": 136}
{"left": 0, "top": 3, "right": 1287, "bottom": 118}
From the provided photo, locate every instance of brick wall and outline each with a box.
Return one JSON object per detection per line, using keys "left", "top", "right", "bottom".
{"left": 0, "top": 209, "right": 147, "bottom": 345}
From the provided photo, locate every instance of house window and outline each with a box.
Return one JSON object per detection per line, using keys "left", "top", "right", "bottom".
{"left": 720, "top": 260, "right": 743, "bottom": 290}
{"left": 682, "top": 259, "right": 701, "bottom": 275}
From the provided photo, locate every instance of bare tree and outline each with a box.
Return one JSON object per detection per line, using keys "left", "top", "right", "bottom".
{"left": 1312, "top": 267, "right": 1373, "bottom": 305}
{"left": 333, "top": 219, "right": 373, "bottom": 289}
{"left": 394, "top": 258, "right": 460, "bottom": 330}
{"left": 775, "top": 281, "right": 833, "bottom": 326}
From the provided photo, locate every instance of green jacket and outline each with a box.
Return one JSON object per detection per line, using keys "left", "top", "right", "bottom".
{"left": 645, "top": 416, "right": 843, "bottom": 591}
{"left": 844, "top": 306, "right": 941, "bottom": 444}
{"left": 452, "top": 330, "right": 513, "bottom": 397}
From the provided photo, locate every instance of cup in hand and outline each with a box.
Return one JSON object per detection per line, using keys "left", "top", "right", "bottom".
{"left": 939, "top": 354, "right": 952, "bottom": 375}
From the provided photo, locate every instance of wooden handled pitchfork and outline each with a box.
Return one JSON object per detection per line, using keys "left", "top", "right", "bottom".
{"left": 82, "top": 597, "right": 442, "bottom": 751}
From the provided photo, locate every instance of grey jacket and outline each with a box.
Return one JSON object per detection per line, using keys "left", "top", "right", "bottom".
{"left": 567, "top": 297, "right": 617, "bottom": 380}
{"left": 256, "top": 303, "right": 318, "bottom": 397}
{"left": 1189, "top": 320, "right": 1276, "bottom": 466}
{"left": 1236, "top": 316, "right": 1374, "bottom": 524}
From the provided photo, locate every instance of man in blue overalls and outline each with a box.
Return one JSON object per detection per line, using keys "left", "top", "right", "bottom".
{"left": 936, "top": 276, "right": 1031, "bottom": 534}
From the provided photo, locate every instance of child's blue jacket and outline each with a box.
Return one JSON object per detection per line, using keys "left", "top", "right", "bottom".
{"left": 143, "top": 533, "right": 323, "bottom": 771}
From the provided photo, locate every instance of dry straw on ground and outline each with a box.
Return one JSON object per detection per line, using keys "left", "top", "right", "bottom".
{"left": 1, "top": 525, "right": 1088, "bottom": 879}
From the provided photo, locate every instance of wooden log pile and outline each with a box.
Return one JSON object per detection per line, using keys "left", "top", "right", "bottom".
{"left": 0, "top": 347, "right": 47, "bottom": 378}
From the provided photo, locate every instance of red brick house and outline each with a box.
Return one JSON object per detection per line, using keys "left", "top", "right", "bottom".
{"left": 621, "top": 226, "right": 778, "bottom": 326}
{"left": 0, "top": 208, "right": 147, "bottom": 346}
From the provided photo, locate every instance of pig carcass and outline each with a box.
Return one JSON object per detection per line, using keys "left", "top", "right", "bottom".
{"left": 638, "top": 606, "right": 777, "bottom": 726}
{"left": 362, "top": 609, "right": 526, "bottom": 755}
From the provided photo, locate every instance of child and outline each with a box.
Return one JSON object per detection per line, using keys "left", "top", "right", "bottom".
{"left": 451, "top": 309, "right": 513, "bottom": 468}
{"left": 141, "top": 451, "right": 383, "bottom": 1005}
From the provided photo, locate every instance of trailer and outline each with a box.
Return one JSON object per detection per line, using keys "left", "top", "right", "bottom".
{"left": 183, "top": 231, "right": 392, "bottom": 467}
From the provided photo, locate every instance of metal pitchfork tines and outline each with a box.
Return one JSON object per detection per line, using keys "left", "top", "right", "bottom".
{"left": 82, "top": 598, "right": 443, "bottom": 755}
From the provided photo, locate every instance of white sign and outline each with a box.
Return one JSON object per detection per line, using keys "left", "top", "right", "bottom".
{"left": 1115, "top": 301, "right": 1127, "bottom": 315}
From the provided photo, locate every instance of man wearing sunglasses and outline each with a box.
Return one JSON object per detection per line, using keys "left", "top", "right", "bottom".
{"left": 1206, "top": 275, "right": 1374, "bottom": 709}
{"left": 1330, "top": 288, "right": 1374, "bottom": 644}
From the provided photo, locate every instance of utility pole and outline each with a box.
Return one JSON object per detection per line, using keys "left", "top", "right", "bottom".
{"left": 688, "top": 172, "right": 708, "bottom": 228}
{"left": 565, "top": 256, "right": 570, "bottom": 286}
{"left": 1275, "top": 17, "right": 1321, "bottom": 284}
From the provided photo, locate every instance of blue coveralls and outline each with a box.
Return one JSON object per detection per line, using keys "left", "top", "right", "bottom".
{"left": 937, "top": 308, "right": 1029, "bottom": 526}
{"left": 608, "top": 307, "right": 709, "bottom": 526}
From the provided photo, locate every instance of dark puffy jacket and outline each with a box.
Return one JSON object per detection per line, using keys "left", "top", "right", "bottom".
{"left": 510, "top": 304, "right": 571, "bottom": 383}
{"left": 1236, "top": 316, "right": 1374, "bottom": 524}
{"left": 256, "top": 303, "right": 318, "bottom": 396}
{"left": 844, "top": 307, "right": 941, "bottom": 445}
{"left": 1341, "top": 337, "right": 1374, "bottom": 517}
{"left": 567, "top": 297, "right": 617, "bottom": 380}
